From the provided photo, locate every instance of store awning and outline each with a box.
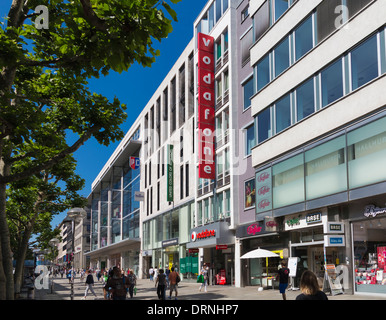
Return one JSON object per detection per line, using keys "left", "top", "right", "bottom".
{"left": 240, "top": 248, "right": 279, "bottom": 259}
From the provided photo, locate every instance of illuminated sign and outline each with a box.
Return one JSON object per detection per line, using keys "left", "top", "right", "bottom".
{"left": 197, "top": 33, "right": 216, "bottom": 180}
{"left": 191, "top": 229, "right": 216, "bottom": 242}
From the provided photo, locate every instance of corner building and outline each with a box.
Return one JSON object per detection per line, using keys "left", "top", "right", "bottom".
{"left": 249, "top": 0, "right": 386, "bottom": 295}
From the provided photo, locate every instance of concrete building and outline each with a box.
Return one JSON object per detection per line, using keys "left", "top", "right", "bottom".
{"left": 248, "top": 0, "right": 386, "bottom": 294}
{"left": 85, "top": 0, "right": 386, "bottom": 295}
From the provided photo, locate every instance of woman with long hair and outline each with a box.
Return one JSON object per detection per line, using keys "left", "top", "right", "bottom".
{"left": 296, "top": 270, "right": 328, "bottom": 300}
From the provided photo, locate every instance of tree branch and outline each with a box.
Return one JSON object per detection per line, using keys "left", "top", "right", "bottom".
{"left": 79, "top": 0, "right": 108, "bottom": 32}
{"left": 0, "top": 125, "right": 101, "bottom": 184}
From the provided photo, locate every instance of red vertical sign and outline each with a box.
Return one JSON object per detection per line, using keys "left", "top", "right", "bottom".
{"left": 197, "top": 33, "right": 216, "bottom": 180}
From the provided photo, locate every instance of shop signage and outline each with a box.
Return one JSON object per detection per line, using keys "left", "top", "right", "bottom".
{"left": 364, "top": 205, "right": 386, "bottom": 218}
{"left": 197, "top": 32, "right": 216, "bottom": 180}
{"left": 255, "top": 168, "right": 273, "bottom": 214}
{"left": 306, "top": 212, "right": 322, "bottom": 224}
{"left": 323, "top": 222, "right": 345, "bottom": 234}
{"left": 247, "top": 223, "right": 262, "bottom": 235}
{"left": 167, "top": 144, "right": 174, "bottom": 202}
{"left": 285, "top": 211, "right": 327, "bottom": 231}
{"left": 162, "top": 238, "right": 179, "bottom": 248}
{"left": 216, "top": 245, "right": 228, "bottom": 250}
{"left": 129, "top": 156, "right": 140, "bottom": 170}
{"left": 189, "top": 249, "right": 199, "bottom": 253}
{"left": 191, "top": 229, "right": 216, "bottom": 242}
{"left": 134, "top": 191, "right": 145, "bottom": 202}
{"left": 324, "top": 235, "right": 345, "bottom": 247}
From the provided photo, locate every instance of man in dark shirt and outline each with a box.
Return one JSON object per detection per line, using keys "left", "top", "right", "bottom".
{"left": 277, "top": 261, "right": 290, "bottom": 300}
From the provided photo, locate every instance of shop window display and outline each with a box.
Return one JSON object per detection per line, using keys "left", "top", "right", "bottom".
{"left": 353, "top": 219, "right": 386, "bottom": 294}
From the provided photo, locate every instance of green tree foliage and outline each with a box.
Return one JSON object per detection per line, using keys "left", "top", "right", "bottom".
{"left": 0, "top": 0, "right": 180, "bottom": 299}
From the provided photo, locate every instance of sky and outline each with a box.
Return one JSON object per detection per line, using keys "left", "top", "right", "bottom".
{"left": 0, "top": 0, "right": 209, "bottom": 228}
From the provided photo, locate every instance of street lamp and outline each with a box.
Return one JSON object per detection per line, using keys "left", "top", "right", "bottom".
{"left": 63, "top": 208, "right": 87, "bottom": 300}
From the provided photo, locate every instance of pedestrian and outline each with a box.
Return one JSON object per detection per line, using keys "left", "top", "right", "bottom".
{"left": 106, "top": 267, "right": 128, "bottom": 300}
{"left": 199, "top": 264, "right": 209, "bottom": 292}
{"left": 296, "top": 270, "right": 328, "bottom": 300}
{"left": 127, "top": 270, "right": 137, "bottom": 299}
{"left": 165, "top": 265, "right": 170, "bottom": 288}
{"left": 154, "top": 266, "right": 158, "bottom": 283}
{"left": 82, "top": 270, "right": 98, "bottom": 300}
{"left": 96, "top": 269, "right": 101, "bottom": 282}
{"left": 155, "top": 269, "right": 167, "bottom": 300}
{"left": 277, "top": 261, "right": 290, "bottom": 300}
{"left": 149, "top": 266, "right": 154, "bottom": 281}
{"left": 168, "top": 267, "right": 180, "bottom": 300}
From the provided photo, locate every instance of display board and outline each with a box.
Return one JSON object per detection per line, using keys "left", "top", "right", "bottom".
{"left": 288, "top": 257, "right": 298, "bottom": 277}
{"left": 324, "top": 264, "right": 344, "bottom": 296}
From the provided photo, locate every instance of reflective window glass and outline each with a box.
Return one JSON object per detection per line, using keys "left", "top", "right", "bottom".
{"left": 321, "top": 59, "right": 343, "bottom": 107}
{"left": 295, "top": 15, "right": 313, "bottom": 61}
{"left": 275, "top": 94, "right": 291, "bottom": 134}
{"left": 274, "top": 37, "right": 290, "bottom": 77}
{"left": 351, "top": 34, "right": 378, "bottom": 90}
{"left": 296, "top": 78, "right": 315, "bottom": 121}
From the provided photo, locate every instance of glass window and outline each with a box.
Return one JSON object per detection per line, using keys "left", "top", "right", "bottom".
{"left": 275, "top": 94, "right": 291, "bottom": 134}
{"left": 321, "top": 59, "right": 343, "bottom": 107}
{"left": 296, "top": 78, "right": 315, "bottom": 121}
{"left": 216, "top": 39, "right": 222, "bottom": 61}
{"left": 294, "top": 15, "right": 313, "bottom": 61}
{"left": 208, "top": 3, "right": 215, "bottom": 32}
{"left": 274, "top": 0, "right": 290, "bottom": 22}
{"left": 257, "top": 107, "right": 271, "bottom": 143}
{"left": 274, "top": 37, "right": 290, "bottom": 77}
{"left": 225, "top": 189, "right": 231, "bottom": 217}
{"left": 346, "top": 0, "right": 373, "bottom": 19}
{"left": 245, "top": 124, "right": 255, "bottom": 156}
{"left": 253, "top": 1, "right": 270, "bottom": 41}
{"left": 273, "top": 154, "right": 305, "bottom": 208}
{"left": 224, "top": 30, "right": 229, "bottom": 53}
{"left": 245, "top": 178, "right": 256, "bottom": 209}
{"left": 347, "top": 116, "right": 386, "bottom": 189}
{"left": 351, "top": 35, "right": 379, "bottom": 90}
{"left": 256, "top": 54, "right": 270, "bottom": 90}
{"left": 216, "top": 0, "right": 222, "bottom": 22}
{"left": 222, "top": 0, "right": 229, "bottom": 14}
{"left": 316, "top": 0, "right": 341, "bottom": 44}
{"left": 241, "top": 28, "right": 253, "bottom": 65}
{"left": 305, "top": 136, "right": 347, "bottom": 200}
{"left": 243, "top": 77, "right": 254, "bottom": 110}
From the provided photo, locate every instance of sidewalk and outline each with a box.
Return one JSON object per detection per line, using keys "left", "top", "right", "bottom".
{"left": 32, "top": 275, "right": 386, "bottom": 300}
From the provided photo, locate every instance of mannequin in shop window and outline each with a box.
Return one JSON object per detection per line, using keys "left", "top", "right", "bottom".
{"left": 296, "top": 270, "right": 328, "bottom": 300}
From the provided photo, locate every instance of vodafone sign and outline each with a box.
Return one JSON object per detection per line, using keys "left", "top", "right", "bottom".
{"left": 197, "top": 33, "right": 216, "bottom": 180}
{"left": 191, "top": 229, "right": 216, "bottom": 242}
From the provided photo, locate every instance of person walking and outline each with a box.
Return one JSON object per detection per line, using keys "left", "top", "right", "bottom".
{"left": 168, "top": 267, "right": 179, "bottom": 300}
{"left": 277, "top": 261, "right": 290, "bottom": 300}
{"left": 82, "top": 270, "right": 98, "bottom": 300}
{"left": 296, "top": 270, "right": 328, "bottom": 300}
{"left": 127, "top": 270, "right": 137, "bottom": 299}
{"left": 106, "top": 267, "right": 128, "bottom": 300}
{"left": 149, "top": 266, "right": 154, "bottom": 281}
{"left": 155, "top": 269, "right": 167, "bottom": 300}
{"left": 199, "top": 264, "right": 209, "bottom": 292}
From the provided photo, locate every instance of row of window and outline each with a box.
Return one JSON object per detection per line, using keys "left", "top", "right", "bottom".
{"left": 197, "top": 189, "right": 231, "bottom": 226}
{"left": 256, "top": 113, "right": 386, "bottom": 213}
{"left": 255, "top": 29, "right": 386, "bottom": 145}
{"left": 253, "top": 0, "right": 374, "bottom": 92}
{"left": 195, "top": 0, "right": 229, "bottom": 38}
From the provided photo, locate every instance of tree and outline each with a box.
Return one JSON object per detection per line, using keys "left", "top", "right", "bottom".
{"left": 7, "top": 153, "right": 86, "bottom": 296}
{"left": 0, "top": 0, "right": 180, "bottom": 299}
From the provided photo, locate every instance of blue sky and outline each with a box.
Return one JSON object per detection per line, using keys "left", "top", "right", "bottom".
{"left": 0, "top": 0, "right": 209, "bottom": 228}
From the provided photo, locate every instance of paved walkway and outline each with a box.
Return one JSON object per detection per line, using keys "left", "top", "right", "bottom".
{"left": 30, "top": 275, "right": 386, "bottom": 300}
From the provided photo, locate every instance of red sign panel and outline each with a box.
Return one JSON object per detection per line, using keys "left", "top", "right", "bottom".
{"left": 197, "top": 33, "right": 216, "bottom": 180}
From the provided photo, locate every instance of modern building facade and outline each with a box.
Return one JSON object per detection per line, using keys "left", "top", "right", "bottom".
{"left": 85, "top": 0, "right": 386, "bottom": 296}
{"left": 249, "top": 0, "right": 386, "bottom": 295}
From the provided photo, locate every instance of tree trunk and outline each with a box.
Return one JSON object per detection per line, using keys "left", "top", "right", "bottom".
{"left": 14, "top": 226, "right": 33, "bottom": 296}
{"left": 0, "top": 237, "right": 6, "bottom": 300}
{"left": 0, "top": 181, "right": 14, "bottom": 300}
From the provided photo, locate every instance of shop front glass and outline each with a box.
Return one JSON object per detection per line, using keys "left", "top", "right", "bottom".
{"left": 353, "top": 218, "right": 386, "bottom": 294}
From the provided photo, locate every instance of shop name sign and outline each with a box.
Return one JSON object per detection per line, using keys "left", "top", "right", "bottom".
{"left": 255, "top": 168, "right": 273, "bottom": 214}
{"left": 191, "top": 229, "right": 216, "bottom": 242}
{"left": 364, "top": 205, "right": 386, "bottom": 218}
{"left": 197, "top": 33, "right": 216, "bottom": 180}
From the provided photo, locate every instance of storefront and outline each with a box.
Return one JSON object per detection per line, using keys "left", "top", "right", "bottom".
{"left": 350, "top": 200, "right": 386, "bottom": 295}
{"left": 237, "top": 217, "right": 288, "bottom": 288}
{"left": 187, "top": 221, "right": 235, "bottom": 285}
